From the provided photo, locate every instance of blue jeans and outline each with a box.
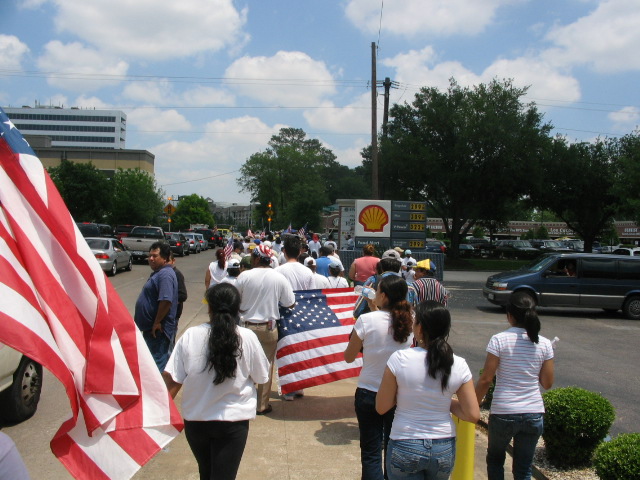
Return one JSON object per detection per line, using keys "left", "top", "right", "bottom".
{"left": 142, "top": 331, "right": 171, "bottom": 371}
{"left": 355, "top": 387, "right": 395, "bottom": 480}
{"left": 386, "top": 437, "right": 456, "bottom": 480}
{"left": 486, "top": 413, "right": 544, "bottom": 480}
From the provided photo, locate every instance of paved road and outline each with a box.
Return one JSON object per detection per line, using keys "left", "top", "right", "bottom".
{"left": 2, "top": 255, "right": 638, "bottom": 478}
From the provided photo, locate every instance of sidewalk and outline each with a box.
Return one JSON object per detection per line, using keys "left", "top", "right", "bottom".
{"left": 136, "top": 377, "right": 507, "bottom": 479}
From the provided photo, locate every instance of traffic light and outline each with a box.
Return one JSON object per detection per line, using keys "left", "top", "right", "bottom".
{"left": 268, "top": 202, "right": 272, "bottom": 208}
{"left": 268, "top": 217, "right": 272, "bottom": 222}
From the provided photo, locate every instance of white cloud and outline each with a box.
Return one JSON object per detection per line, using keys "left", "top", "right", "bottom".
{"left": 152, "top": 116, "right": 287, "bottom": 202}
{"left": 330, "top": 143, "right": 367, "bottom": 169}
{"left": 50, "top": 0, "right": 248, "bottom": 60}
{"left": 36, "top": 41, "right": 128, "bottom": 91}
{"left": 344, "top": 0, "right": 511, "bottom": 37}
{"left": 304, "top": 92, "right": 370, "bottom": 134}
{"left": 544, "top": 0, "right": 640, "bottom": 72}
{"left": 383, "top": 47, "right": 581, "bottom": 106}
{"left": 126, "top": 108, "right": 191, "bottom": 136}
{"left": 122, "top": 80, "right": 235, "bottom": 107}
{"left": 18, "top": 0, "right": 48, "bottom": 8}
{"left": 0, "top": 35, "right": 30, "bottom": 69}
{"left": 224, "top": 51, "right": 336, "bottom": 106}
{"left": 72, "top": 95, "right": 112, "bottom": 109}
{"left": 608, "top": 106, "right": 640, "bottom": 130}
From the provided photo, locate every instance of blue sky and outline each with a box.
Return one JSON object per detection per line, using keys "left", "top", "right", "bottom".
{"left": 2, "top": 0, "right": 639, "bottom": 204}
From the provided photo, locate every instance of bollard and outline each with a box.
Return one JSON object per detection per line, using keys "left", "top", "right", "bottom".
{"left": 451, "top": 415, "right": 475, "bottom": 480}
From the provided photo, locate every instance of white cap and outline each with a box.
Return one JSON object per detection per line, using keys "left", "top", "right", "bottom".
{"left": 304, "top": 257, "right": 316, "bottom": 266}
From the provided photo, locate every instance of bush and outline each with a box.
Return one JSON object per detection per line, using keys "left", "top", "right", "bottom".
{"left": 593, "top": 433, "right": 640, "bottom": 480}
{"left": 542, "top": 387, "right": 615, "bottom": 467}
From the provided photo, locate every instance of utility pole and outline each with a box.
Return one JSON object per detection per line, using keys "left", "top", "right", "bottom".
{"left": 371, "top": 42, "right": 379, "bottom": 200}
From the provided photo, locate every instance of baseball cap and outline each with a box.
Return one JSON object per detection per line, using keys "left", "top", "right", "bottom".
{"left": 394, "top": 246, "right": 404, "bottom": 254}
{"left": 328, "top": 257, "right": 342, "bottom": 269}
{"left": 304, "top": 257, "right": 316, "bottom": 267}
{"left": 253, "top": 244, "right": 272, "bottom": 259}
{"left": 263, "top": 240, "right": 272, "bottom": 248}
{"left": 227, "top": 258, "right": 241, "bottom": 269}
{"left": 382, "top": 249, "right": 401, "bottom": 259}
{"left": 406, "top": 259, "right": 416, "bottom": 267}
{"left": 405, "top": 249, "right": 412, "bottom": 255}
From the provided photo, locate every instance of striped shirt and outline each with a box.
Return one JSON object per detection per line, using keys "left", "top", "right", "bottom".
{"left": 407, "top": 277, "right": 449, "bottom": 307}
{"left": 487, "top": 327, "right": 554, "bottom": 414}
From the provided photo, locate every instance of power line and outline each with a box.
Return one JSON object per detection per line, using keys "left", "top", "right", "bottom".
{"left": 160, "top": 169, "right": 238, "bottom": 187}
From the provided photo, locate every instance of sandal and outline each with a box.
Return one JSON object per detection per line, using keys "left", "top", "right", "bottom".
{"left": 256, "top": 405, "right": 273, "bottom": 415}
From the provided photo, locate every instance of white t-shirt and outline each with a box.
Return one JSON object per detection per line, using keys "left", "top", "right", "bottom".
{"left": 326, "top": 275, "right": 348, "bottom": 289}
{"left": 276, "top": 261, "right": 315, "bottom": 290}
{"left": 235, "top": 268, "right": 295, "bottom": 323}
{"left": 387, "top": 347, "right": 472, "bottom": 439}
{"left": 354, "top": 310, "right": 413, "bottom": 391}
{"left": 308, "top": 240, "right": 321, "bottom": 257}
{"left": 208, "top": 261, "right": 227, "bottom": 285}
{"left": 220, "top": 276, "right": 238, "bottom": 286}
{"left": 487, "top": 327, "right": 554, "bottom": 414}
{"left": 313, "top": 273, "right": 331, "bottom": 289}
{"left": 164, "top": 324, "right": 270, "bottom": 421}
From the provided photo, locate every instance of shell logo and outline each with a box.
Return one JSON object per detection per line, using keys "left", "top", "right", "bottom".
{"left": 358, "top": 204, "right": 389, "bottom": 232}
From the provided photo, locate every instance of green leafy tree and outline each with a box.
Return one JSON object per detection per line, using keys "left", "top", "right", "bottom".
{"left": 379, "top": 78, "right": 553, "bottom": 256}
{"left": 472, "top": 226, "right": 486, "bottom": 238}
{"left": 612, "top": 132, "right": 640, "bottom": 224}
{"left": 109, "top": 168, "right": 164, "bottom": 226}
{"left": 48, "top": 161, "right": 112, "bottom": 222}
{"left": 534, "top": 138, "right": 621, "bottom": 252}
{"left": 172, "top": 194, "right": 215, "bottom": 231}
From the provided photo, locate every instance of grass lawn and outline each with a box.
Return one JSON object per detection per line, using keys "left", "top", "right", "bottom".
{"left": 445, "top": 257, "right": 530, "bottom": 271}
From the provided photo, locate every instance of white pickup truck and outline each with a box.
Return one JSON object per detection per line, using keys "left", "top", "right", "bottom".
{"left": 121, "top": 226, "right": 167, "bottom": 262}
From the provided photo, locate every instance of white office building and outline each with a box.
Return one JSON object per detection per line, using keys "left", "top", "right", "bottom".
{"left": 3, "top": 105, "right": 127, "bottom": 149}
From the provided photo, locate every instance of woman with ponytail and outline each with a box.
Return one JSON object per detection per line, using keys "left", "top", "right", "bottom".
{"left": 376, "top": 301, "right": 479, "bottom": 480}
{"left": 476, "top": 293, "right": 555, "bottom": 480}
{"left": 344, "top": 275, "right": 414, "bottom": 480}
{"left": 163, "top": 283, "right": 269, "bottom": 480}
{"left": 205, "top": 248, "right": 228, "bottom": 289}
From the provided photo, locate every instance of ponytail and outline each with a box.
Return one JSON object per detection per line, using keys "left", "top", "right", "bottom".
{"left": 507, "top": 293, "right": 540, "bottom": 343}
{"left": 205, "top": 283, "right": 243, "bottom": 384}
{"left": 378, "top": 275, "right": 413, "bottom": 343}
{"left": 216, "top": 248, "right": 226, "bottom": 269}
{"left": 415, "top": 301, "right": 454, "bottom": 391}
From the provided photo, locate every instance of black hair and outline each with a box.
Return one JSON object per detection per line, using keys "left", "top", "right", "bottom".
{"left": 378, "top": 275, "right": 412, "bottom": 343}
{"left": 415, "top": 301, "right": 454, "bottom": 391}
{"left": 283, "top": 235, "right": 302, "bottom": 259}
{"left": 380, "top": 257, "right": 402, "bottom": 273}
{"left": 204, "top": 283, "right": 243, "bottom": 384}
{"left": 150, "top": 242, "right": 171, "bottom": 261}
{"left": 215, "top": 248, "right": 225, "bottom": 269}
{"left": 329, "top": 265, "right": 341, "bottom": 277}
{"left": 319, "top": 245, "right": 332, "bottom": 257}
{"left": 507, "top": 293, "right": 540, "bottom": 343}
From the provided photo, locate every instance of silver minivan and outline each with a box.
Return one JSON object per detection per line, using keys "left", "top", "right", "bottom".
{"left": 483, "top": 253, "right": 640, "bottom": 319}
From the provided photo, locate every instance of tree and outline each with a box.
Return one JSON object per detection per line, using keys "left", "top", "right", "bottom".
{"left": 109, "top": 168, "right": 164, "bottom": 226}
{"left": 612, "top": 132, "right": 640, "bottom": 225}
{"left": 171, "top": 194, "right": 215, "bottom": 231}
{"left": 48, "top": 161, "right": 112, "bottom": 222}
{"left": 379, "top": 78, "right": 553, "bottom": 256}
{"left": 534, "top": 138, "right": 621, "bottom": 252}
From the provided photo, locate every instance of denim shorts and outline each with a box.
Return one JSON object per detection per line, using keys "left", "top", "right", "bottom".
{"left": 386, "top": 437, "right": 455, "bottom": 480}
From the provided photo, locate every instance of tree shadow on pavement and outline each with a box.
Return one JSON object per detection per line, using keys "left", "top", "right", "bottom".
{"left": 314, "top": 420, "right": 359, "bottom": 446}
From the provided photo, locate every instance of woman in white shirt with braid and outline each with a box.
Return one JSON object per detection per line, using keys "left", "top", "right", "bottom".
{"left": 475, "top": 293, "right": 554, "bottom": 480}
{"left": 376, "top": 301, "right": 479, "bottom": 480}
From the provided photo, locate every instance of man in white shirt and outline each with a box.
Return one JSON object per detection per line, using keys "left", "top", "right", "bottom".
{"left": 235, "top": 244, "right": 296, "bottom": 414}
{"left": 304, "top": 256, "right": 331, "bottom": 289}
{"left": 276, "top": 236, "right": 315, "bottom": 290}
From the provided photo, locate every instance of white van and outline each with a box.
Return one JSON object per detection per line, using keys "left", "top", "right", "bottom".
{"left": 0, "top": 344, "right": 42, "bottom": 423}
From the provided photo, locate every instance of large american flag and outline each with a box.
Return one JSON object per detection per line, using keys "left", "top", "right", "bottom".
{"left": 276, "top": 288, "right": 362, "bottom": 394}
{"left": 0, "top": 108, "right": 183, "bottom": 479}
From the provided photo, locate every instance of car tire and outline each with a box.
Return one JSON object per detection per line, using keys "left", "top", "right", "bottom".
{"left": 0, "top": 356, "right": 43, "bottom": 424}
{"left": 623, "top": 296, "right": 640, "bottom": 320}
{"left": 125, "top": 257, "right": 133, "bottom": 271}
{"left": 109, "top": 261, "right": 117, "bottom": 276}
{"left": 512, "top": 290, "right": 537, "bottom": 307}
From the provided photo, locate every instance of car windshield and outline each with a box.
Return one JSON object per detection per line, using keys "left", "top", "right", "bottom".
{"left": 86, "top": 239, "right": 110, "bottom": 250}
{"left": 521, "top": 254, "right": 557, "bottom": 272}
{"left": 546, "top": 241, "right": 563, "bottom": 248}
{"left": 513, "top": 240, "right": 533, "bottom": 247}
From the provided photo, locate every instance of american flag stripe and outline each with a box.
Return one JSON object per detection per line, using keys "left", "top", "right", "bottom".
{"left": 0, "top": 109, "right": 183, "bottom": 479}
{"left": 275, "top": 288, "right": 363, "bottom": 394}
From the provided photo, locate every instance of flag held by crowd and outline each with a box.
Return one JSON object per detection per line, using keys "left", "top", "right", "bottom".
{"left": 276, "top": 288, "right": 361, "bottom": 394}
{"left": 223, "top": 235, "right": 234, "bottom": 260}
{"left": 0, "top": 108, "right": 183, "bottom": 480}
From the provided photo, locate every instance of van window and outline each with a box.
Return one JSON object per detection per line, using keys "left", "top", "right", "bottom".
{"left": 618, "top": 260, "right": 640, "bottom": 280}
{"left": 581, "top": 257, "right": 617, "bottom": 279}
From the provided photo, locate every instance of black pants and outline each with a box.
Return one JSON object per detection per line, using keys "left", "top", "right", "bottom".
{"left": 184, "top": 419, "right": 249, "bottom": 480}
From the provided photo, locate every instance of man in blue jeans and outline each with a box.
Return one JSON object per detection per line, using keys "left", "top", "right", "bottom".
{"left": 134, "top": 242, "right": 178, "bottom": 371}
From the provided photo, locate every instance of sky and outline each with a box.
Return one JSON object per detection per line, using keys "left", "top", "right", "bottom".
{"left": 1, "top": 0, "right": 640, "bottom": 205}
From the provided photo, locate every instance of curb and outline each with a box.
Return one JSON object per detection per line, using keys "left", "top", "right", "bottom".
{"left": 477, "top": 419, "right": 549, "bottom": 480}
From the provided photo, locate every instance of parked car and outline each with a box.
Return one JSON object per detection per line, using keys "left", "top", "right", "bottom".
{"left": 0, "top": 347, "right": 42, "bottom": 423}
{"left": 182, "top": 233, "right": 202, "bottom": 253}
{"left": 493, "top": 240, "right": 540, "bottom": 260}
{"left": 561, "top": 239, "right": 584, "bottom": 252}
{"left": 530, "top": 239, "right": 573, "bottom": 253}
{"left": 194, "top": 233, "right": 208, "bottom": 250}
{"left": 483, "top": 253, "right": 640, "bottom": 319}
{"left": 86, "top": 237, "right": 133, "bottom": 276}
{"left": 115, "top": 224, "right": 136, "bottom": 242}
{"left": 601, "top": 244, "right": 623, "bottom": 253}
{"left": 612, "top": 247, "right": 640, "bottom": 256}
{"left": 121, "top": 226, "right": 167, "bottom": 262}
{"left": 165, "top": 232, "right": 189, "bottom": 257}
{"left": 458, "top": 244, "right": 476, "bottom": 258}
{"left": 76, "top": 222, "right": 113, "bottom": 238}
{"left": 192, "top": 228, "right": 218, "bottom": 248}
{"left": 425, "top": 239, "right": 447, "bottom": 254}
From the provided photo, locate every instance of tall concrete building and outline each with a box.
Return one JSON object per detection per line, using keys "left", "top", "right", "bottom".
{"left": 3, "top": 105, "right": 127, "bottom": 149}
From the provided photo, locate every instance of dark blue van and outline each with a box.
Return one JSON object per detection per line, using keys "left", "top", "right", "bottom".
{"left": 483, "top": 253, "right": 640, "bottom": 319}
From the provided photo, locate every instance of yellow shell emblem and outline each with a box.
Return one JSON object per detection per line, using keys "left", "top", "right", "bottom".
{"left": 359, "top": 205, "right": 389, "bottom": 233}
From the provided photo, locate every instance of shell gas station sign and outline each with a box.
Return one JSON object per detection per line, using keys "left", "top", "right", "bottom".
{"left": 355, "top": 200, "right": 392, "bottom": 237}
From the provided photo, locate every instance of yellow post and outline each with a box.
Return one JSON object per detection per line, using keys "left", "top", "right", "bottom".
{"left": 451, "top": 415, "right": 475, "bottom": 480}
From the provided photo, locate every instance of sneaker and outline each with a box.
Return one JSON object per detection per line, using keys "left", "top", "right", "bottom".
{"left": 294, "top": 390, "right": 304, "bottom": 398}
{"left": 282, "top": 393, "right": 295, "bottom": 401}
